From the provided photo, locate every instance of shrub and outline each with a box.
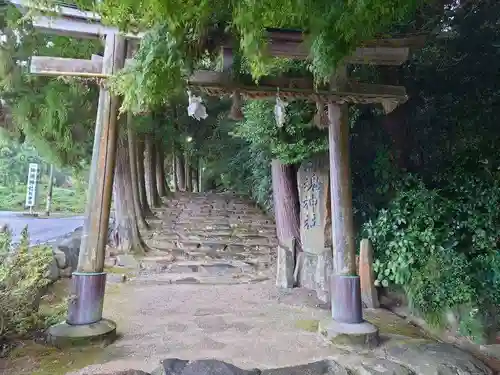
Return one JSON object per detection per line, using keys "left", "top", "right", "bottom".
{"left": 0, "top": 227, "right": 55, "bottom": 339}
{"left": 364, "top": 173, "right": 500, "bottom": 343}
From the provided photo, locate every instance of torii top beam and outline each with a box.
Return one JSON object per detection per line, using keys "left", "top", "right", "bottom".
{"left": 9, "top": 0, "right": 144, "bottom": 39}
{"left": 11, "top": 0, "right": 422, "bottom": 65}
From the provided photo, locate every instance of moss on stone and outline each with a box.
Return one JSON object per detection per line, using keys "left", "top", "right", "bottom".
{"left": 295, "top": 319, "right": 320, "bottom": 332}
{"left": 104, "top": 266, "right": 136, "bottom": 276}
{"left": 328, "top": 333, "right": 378, "bottom": 349}
{"left": 363, "top": 309, "right": 428, "bottom": 339}
{"left": 6, "top": 341, "right": 107, "bottom": 375}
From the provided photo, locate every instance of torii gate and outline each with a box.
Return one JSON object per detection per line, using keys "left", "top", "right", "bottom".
{"left": 12, "top": 0, "right": 422, "bottom": 346}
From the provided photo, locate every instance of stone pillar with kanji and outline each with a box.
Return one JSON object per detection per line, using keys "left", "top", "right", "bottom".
{"left": 297, "top": 154, "right": 333, "bottom": 303}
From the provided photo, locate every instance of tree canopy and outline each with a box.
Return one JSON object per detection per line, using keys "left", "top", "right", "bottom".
{"left": 0, "top": 3, "right": 101, "bottom": 167}
{"left": 92, "top": 0, "right": 447, "bottom": 113}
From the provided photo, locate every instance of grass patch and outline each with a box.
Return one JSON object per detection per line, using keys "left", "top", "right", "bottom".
{"left": 0, "top": 184, "right": 86, "bottom": 213}
{"left": 295, "top": 319, "right": 320, "bottom": 332}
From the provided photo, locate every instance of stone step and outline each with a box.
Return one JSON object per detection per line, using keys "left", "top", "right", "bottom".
{"left": 165, "top": 240, "right": 272, "bottom": 257}
{"left": 175, "top": 221, "right": 276, "bottom": 229}
{"left": 177, "top": 239, "right": 275, "bottom": 249}
{"left": 175, "top": 233, "right": 277, "bottom": 245}
{"left": 181, "top": 250, "right": 271, "bottom": 262}
{"left": 150, "top": 233, "right": 180, "bottom": 241}
{"left": 168, "top": 240, "right": 273, "bottom": 252}
{"left": 177, "top": 226, "right": 276, "bottom": 235}
{"left": 131, "top": 271, "right": 269, "bottom": 286}
{"left": 148, "top": 227, "right": 276, "bottom": 237}
{"left": 179, "top": 230, "right": 275, "bottom": 239}
{"left": 181, "top": 202, "right": 260, "bottom": 207}
{"left": 171, "top": 259, "right": 254, "bottom": 273}
{"left": 180, "top": 208, "right": 263, "bottom": 214}
{"left": 138, "top": 257, "right": 266, "bottom": 278}
{"left": 176, "top": 214, "right": 271, "bottom": 221}
{"left": 151, "top": 233, "right": 276, "bottom": 246}
{"left": 175, "top": 211, "right": 273, "bottom": 223}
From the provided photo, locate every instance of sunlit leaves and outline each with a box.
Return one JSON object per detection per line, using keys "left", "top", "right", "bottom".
{"left": 100, "top": 0, "right": 422, "bottom": 84}
{"left": 110, "top": 23, "right": 191, "bottom": 113}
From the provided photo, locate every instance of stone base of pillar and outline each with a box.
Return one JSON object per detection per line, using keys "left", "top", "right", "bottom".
{"left": 46, "top": 272, "right": 117, "bottom": 347}
{"left": 321, "top": 274, "right": 379, "bottom": 348}
{"left": 318, "top": 319, "right": 379, "bottom": 349}
{"left": 46, "top": 318, "right": 117, "bottom": 348}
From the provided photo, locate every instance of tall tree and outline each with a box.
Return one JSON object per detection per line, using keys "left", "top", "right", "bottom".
{"left": 136, "top": 133, "right": 155, "bottom": 217}
{"left": 112, "top": 127, "right": 148, "bottom": 253}
{"left": 155, "top": 141, "right": 169, "bottom": 197}
{"left": 144, "top": 133, "right": 161, "bottom": 207}
{"left": 0, "top": 5, "right": 101, "bottom": 167}
{"left": 185, "top": 154, "right": 192, "bottom": 192}
{"left": 127, "top": 116, "right": 149, "bottom": 230}
{"left": 172, "top": 148, "right": 179, "bottom": 191}
{"left": 271, "top": 160, "right": 301, "bottom": 251}
{"left": 176, "top": 153, "right": 186, "bottom": 191}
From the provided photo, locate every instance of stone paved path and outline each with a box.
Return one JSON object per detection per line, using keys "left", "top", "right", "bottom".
{"left": 74, "top": 192, "right": 492, "bottom": 375}
{"left": 67, "top": 280, "right": 491, "bottom": 375}
{"left": 135, "top": 192, "right": 277, "bottom": 285}
{"left": 4, "top": 192, "right": 493, "bottom": 375}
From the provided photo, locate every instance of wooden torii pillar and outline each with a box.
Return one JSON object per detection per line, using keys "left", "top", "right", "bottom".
{"left": 10, "top": 0, "right": 140, "bottom": 344}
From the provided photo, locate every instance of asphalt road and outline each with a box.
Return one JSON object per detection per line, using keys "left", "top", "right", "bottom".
{"left": 0, "top": 211, "right": 84, "bottom": 245}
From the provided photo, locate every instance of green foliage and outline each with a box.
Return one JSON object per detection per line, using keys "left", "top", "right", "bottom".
{"left": 351, "top": 1, "right": 500, "bottom": 343}
{"left": 98, "top": 0, "right": 426, "bottom": 82}
{"left": 200, "top": 109, "right": 274, "bottom": 211}
{"left": 364, "top": 170, "right": 500, "bottom": 342}
{"left": 0, "top": 183, "right": 86, "bottom": 213}
{"left": 199, "top": 97, "right": 327, "bottom": 211}
{"left": 0, "top": 139, "right": 87, "bottom": 213}
{"left": 222, "top": 144, "right": 273, "bottom": 212}
{"left": 0, "top": 227, "right": 55, "bottom": 338}
{"left": 110, "top": 23, "right": 191, "bottom": 113}
{"left": 0, "top": 4, "right": 101, "bottom": 167}
{"left": 233, "top": 100, "right": 327, "bottom": 164}
{"left": 0, "top": 142, "right": 43, "bottom": 187}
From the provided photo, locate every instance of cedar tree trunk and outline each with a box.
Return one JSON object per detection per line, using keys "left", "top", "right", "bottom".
{"left": 136, "top": 134, "right": 155, "bottom": 218}
{"left": 192, "top": 164, "right": 199, "bottom": 193}
{"left": 176, "top": 153, "right": 186, "bottom": 191}
{"left": 172, "top": 148, "right": 178, "bottom": 192}
{"left": 112, "top": 131, "right": 147, "bottom": 254}
{"left": 145, "top": 134, "right": 161, "bottom": 207}
{"left": 185, "top": 154, "right": 192, "bottom": 192}
{"left": 271, "top": 159, "right": 301, "bottom": 251}
{"left": 127, "top": 116, "right": 148, "bottom": 230}
{"left": 155, "top": 141, "right": 169, "bottom": 197}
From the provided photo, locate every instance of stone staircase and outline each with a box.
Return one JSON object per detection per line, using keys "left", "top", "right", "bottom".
{"left": 137, "top": 192, "right": 278, "bottom": 285}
